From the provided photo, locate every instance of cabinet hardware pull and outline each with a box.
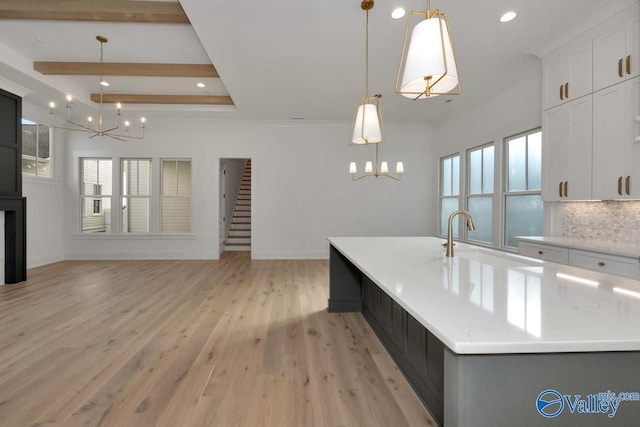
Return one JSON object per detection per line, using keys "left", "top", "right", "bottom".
{"left": 618, "top": 177, "right": 623, "bottom": 195}
{"left": 538, "top": 250, "right": 544, "bottom": 255}
{"left": 560, "top": 85, "right": 564, "bottom": 100}
{"left": 564, "top": 82, "right": 569, "bottom": 99}
{"left": 564, "top": 181, "right": 568, "bottom": 197}
{"left": 598, "top": 261, "right": 605, "bottom": 267}
{"left": 627, "top": 55, "right": 632, "bottom": 75}
{"left": 559, "top": 182, "right": 563, "bottom": 197}
{"left": 619, "top": 58, "right": 624, "bottom": 78}
{"left": 626, "top": 176, "right": 631, "bottom": 195}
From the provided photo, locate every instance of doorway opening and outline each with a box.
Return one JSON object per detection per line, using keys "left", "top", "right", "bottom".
{"left": 219, "top": 158, "right": 252, "bottom": 254}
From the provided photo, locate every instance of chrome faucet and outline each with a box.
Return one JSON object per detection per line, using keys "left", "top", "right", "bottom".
{"left": 445, "top": 210, "right": 476, "bottom": 257}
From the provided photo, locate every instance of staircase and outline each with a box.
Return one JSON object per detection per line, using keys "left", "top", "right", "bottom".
{"left": 225, "top": 160, "right": 251, "bottom": 251}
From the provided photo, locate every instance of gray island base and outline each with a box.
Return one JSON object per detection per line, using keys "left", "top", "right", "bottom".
{"left": 327, "top": 238, "right": 640, "bottom": 427}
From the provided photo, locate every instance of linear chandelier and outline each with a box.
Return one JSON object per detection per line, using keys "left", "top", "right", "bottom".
{"left": 48, "top": 35, "right": 145, "bottom": 142}
{"left": 350, "top": 143, "right": 404, "bottom": 181}
{"left": 395, "top": 0, "right": 460, "bottom": 99}
{"left": 350, "top": 0, "right": 384, "bottom": 145}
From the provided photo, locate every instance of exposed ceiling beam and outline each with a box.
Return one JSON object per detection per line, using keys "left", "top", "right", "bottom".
{"left": 90, "top": 94, "right": 234, "bottom": 105}
{"left": 0, "top": 0, "right": 189, "bottom": 24}
{"left": 34, "top": 62, "right": 218, "bottom": 78}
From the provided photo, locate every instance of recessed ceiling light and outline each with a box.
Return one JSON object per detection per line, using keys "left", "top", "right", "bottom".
{"left": 500, "top": 11, "right": 517, "bottom": 23}
{"left": 391, "top": 7, "right": 405, "bottom": 19}
{"left": 196, "top": 82, "right": 205, "bottom": 88}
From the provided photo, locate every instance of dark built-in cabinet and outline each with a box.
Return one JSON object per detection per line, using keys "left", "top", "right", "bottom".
{"left": 361, "top": 276, "right": 444, "bottom": 426}
{"left": 0, "top": 88, "right": 27, "bottom": 284}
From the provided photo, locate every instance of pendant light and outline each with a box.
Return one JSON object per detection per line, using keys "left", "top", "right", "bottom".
{"left": 350, "top": 0, "right": 384, "bottom": 145}
{"left": 395, "top": 0, "right": 460, "bottom": 99}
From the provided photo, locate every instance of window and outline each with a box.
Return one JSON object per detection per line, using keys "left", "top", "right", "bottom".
{"left": 21, "top": 119, "right": 52, "bottom": 177}
{"left": 504, "top": 129, "right": 543, "bottom": 248}
{"left": 161, "top": 159, "right": 192, "bottom": 233}
{"left": 81, "top": 159, "right": 112, "bottom": 233}
{"left": 440, "top": 154, "right": 460, "bottom": 238}
{"left": 466, "top": 144, "right": 494, "bottom": 244}
{"left": 122, "top": 159, "right": 152, "bottom": 233}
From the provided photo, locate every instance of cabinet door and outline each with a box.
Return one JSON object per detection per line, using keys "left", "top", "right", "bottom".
{"left": 626, "top": 11, "right": 640, "bottom": 80}
{"left": 542, "top": 105, "right": 569, "bottom": 201}
{"left": 567, "top": 42, "right": 593, "bottom": 102}
{"left": 543, "top": 41, "right": 592, "bottom": 110}
{"left": 405, "top": 314, "right": 427, "bottom": 379}
{"left": 543, "top": 55, "right": 568, "bottom": 110}
{"left": 426, "top": 331, "right": 445, "bottom": 401}
{"left": 593, "top": 19, "right": 627, "bottom": 91}
{"left": 362, "top": 276, "right": 379, "bottom": 318}
{"left": 594, "top": 8, "right": 639, "bottom": 90}
{"left": 593, "top": 83, "right": 627, "bottom": 199}
{"left": 626, "top": 77, "right": 640, "bottom": 198}
{"left": 542, "top": 96, "right": 592, "bottom": 201}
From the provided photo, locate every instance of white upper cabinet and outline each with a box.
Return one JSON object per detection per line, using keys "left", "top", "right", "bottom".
{"left": 542, "top": 41, "right": 592, "bottom": 110}
{"left": 593, "top": 9, "right": 640, "bottom": 92}
{"left": 542, "top": 95, "right": 593, "bottom": 202}
{"left": 592, "top": 76, "right": 640, "bottom": 200}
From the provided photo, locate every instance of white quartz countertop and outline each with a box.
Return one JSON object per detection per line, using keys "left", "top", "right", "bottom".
{"left": 328, "top": 236, "right": 640, "bottom": 354}
{"left": 516, "top": 236, "right": 640, "bottom": 259}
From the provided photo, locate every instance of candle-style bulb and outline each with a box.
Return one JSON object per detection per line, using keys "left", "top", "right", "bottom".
{"left": 365, "top": 161, "right": 373, "bottom": 173}
{"left": 380, "top": 161, "right": 389, "bottom": 174}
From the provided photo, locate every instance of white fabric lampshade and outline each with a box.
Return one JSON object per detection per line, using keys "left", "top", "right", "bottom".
{"left": 396, "top": 162, "right": 404, "bottom": 174}
{"left": 349, "top": 162, "right": 357, "bottom": 174}
{"left": 380, "top": 161, "right": 389, "bottom": 174}
{"left": 352, "top": 103, "right": 382, "bottom": 144}
{"left": 365, "top": 161, "right": 373, "bottom": 173}
{"left": 400, "top": 14, "right": 458, "bottom": 97}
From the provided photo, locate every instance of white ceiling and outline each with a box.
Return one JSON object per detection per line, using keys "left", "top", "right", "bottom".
{"left": 0, "top": 0, "right": 631, "bottom": 125}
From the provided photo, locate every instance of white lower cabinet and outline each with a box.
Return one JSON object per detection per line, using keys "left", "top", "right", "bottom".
{"left": 518, "top": 242, "right": 569, "bottom": 264}
{"left": 569, "top": 250, "right": 640, "bottom": 280}
{"left": 518, "top": 240, "right": 640, "bottom": 280}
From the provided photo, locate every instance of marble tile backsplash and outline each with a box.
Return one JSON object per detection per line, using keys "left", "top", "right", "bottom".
{"left": 562, "top": 201, "right": 640, "bottom": 243}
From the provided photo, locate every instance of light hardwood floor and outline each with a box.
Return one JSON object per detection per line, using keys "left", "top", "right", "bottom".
{"left": 0, "top": 253, "right": 436, "bottom": 426}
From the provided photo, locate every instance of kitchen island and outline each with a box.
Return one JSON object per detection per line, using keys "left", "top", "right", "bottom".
{"left": 328, "top": 237, "right": 640, "bottom": 427}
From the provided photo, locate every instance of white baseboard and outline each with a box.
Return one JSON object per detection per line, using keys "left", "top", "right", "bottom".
{"left": 27, "top": 254, "right": 64, "bottom": 269}
{"left": 64, "top": 250, "right": 218, "bottom": 260}
{"left": 252, "top": 249, "right": 328, "bottom": 260}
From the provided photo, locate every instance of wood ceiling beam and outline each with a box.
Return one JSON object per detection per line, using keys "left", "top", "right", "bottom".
{"left": 0, "top": 0, "right": 189, "bottom": 24}
{"left": 90, "top": 94, "right": 234, "bottom": 105}
{"left": 34, "top": 62, "right": 219, "bottom": 78}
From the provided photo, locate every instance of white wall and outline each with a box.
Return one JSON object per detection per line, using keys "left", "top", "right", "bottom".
{"left": 22, "top": 103, "right": 66, "bottom": 271}
{"left": 62, "top": 119, "right": 435, "bottom": 260}
{"left": 433, "top": 70, "right": 542, "bottom": 158}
